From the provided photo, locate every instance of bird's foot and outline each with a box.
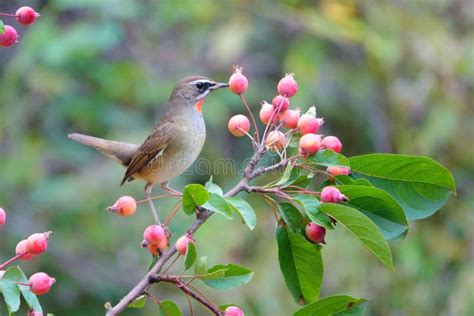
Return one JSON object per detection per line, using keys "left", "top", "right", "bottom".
{"left": 160, "top": 182, "right": 182, "bottom": 196}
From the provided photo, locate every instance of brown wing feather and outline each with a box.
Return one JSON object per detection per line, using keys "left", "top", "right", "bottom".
{"left": 120, "top": 122, "right": 173, "bottom": 185}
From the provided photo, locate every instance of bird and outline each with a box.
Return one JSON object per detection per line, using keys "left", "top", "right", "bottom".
{"left": 68, "top": 75, "right": 229, "bottom": 223}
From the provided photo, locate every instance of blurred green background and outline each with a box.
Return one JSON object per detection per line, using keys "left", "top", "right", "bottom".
{"left": 0, "top": 0, "right": 473, "bottom": 315}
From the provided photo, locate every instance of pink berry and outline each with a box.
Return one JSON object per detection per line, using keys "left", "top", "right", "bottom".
{"left": 321, "top": 136, "right": 342, "bottom": 153}
{"left": 224, "top": 306, "right": 245, "bottom": 316}
{"left": 299, "top": 134, "right": 321, "bottom": 157}
{"left": 259, "top": 101, "right": 276, "bottom": 125}
{"left": 305, "top": 222, "right": 326, "bottom": 244}
{"left": 29, "top": 272, "right": 55, "bottom": 295}
{"left": 278, "top": 109, "right": 300, "bottom": 129}
{"left": 228, "top": 66, "right": 248, "bottom": 94}
{"left": 107, "top": 196, "right": 137, "bottom": 216}
{"left": 15, "top": 6, "right": 39, "bottom": 26}
{"left": 321, "top": 186, "right": 348, "bottom": 203}
{"left": 0, "top": 207, "right": 6, "bottom": 225}
{"left": 277, "top": 74, "right": 298, "bottom": 97}
{"left": 265, "top": 131, "right": 287, "bottom": 151}
{"left": 297, "top": 114, "right": 324, "bottom": 135}
{"left": 27, "top": 310, "right": 43, "bottom": 316}
{"left": 272, "top": 95, "right": 289, "bottom": 112}
{"left": 143, "top": 225, "right": 167, "bottom": 247}
{"left": 0, "top": 25, "right": 18, "bottom": 47}
{"left": 16, "top": 239, "right": 35, "bottom": 260}
{"left": 26, "top": 232, "right": 52, "bottom": 255}
{"left": 327, "top": 166, "right": 351, "bottom": 176}
{"left": 228, "top": 114, "right": 250, "bottom": 137}
{"left": 175, "top": 234, "right": 194, "bottom": 256}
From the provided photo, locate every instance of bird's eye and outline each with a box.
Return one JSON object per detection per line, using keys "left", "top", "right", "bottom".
{"left": 196, "top": 82, "right": 205, "bottom": 90}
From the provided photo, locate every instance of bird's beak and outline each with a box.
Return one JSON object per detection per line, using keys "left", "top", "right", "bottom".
{"left": 209, "top": 82, "right": 229, "bottom": 91}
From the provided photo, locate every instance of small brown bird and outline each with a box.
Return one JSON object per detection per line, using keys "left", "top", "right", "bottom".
{"left": 68, "top": 76, "right": 229, "bottom": 222}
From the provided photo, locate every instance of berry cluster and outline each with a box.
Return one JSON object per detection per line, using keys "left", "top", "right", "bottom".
{"left": 0, "top": 208, "right": 54, "bottom": 315}
{"left": 0, "top": 6, "right": 40, "bottom": 47}
{"left": 226, "top": 68, "right": 353, "bottom": 249}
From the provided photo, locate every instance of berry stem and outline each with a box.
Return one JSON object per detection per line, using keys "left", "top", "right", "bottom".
{"left": 0, "top": 13, "right": 16, "bottom": 17}
{"left": 261, "top": 94, "right": 287, "bottom": 145}
{"left": 239, "top": 94, "right": 260, "bottom": 142}
{"left": 164, "top": 199, "right": 183, "bottom": 225}
{"left": 0, "top": 253, "right": 25, "bottom": 270}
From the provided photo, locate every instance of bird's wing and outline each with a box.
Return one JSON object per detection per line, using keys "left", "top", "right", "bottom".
{"left": 120, "top": 122, "right": 173, "bottom": 185}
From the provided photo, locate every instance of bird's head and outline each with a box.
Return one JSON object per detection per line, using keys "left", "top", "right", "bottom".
{"left": 170, "top": 75, "right": 229, "bottom": 112}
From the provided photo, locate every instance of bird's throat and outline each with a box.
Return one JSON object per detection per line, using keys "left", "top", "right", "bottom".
{"left": 194, "top": 98, "right": 205, "bottom": 113}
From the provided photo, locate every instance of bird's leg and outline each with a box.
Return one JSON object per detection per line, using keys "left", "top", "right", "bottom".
{"left": 145, "top": 183, "right": 161, "bottom": 225}
{"left": 160, "top": 181, "right": 182, "bottom": 196}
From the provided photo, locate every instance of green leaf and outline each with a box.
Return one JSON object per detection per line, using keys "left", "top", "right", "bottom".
{"left": 3, "top": 266, "right": 42, "bottom": 313}
{"left": 292, "top": 195, "right": 333, "bottom": 230}
{"left": 128, "top": 295, "right": 146, "bottom": 308}
{"left": 309, "top": 149, "right": 350, "bottom": 167}
{"left": 335, "top": 175, "right": 373, "bottom": 187}
{"left": 205, "top": 178, "right": 224, "bottom": 196}
{"left": 159, "top": 299, "right": 182, "bottom": 316}
{"left": 0, "top": 20, "right": 4, "bottom": 34}
{"left": 294, "top": 295, "right": 367, "bottom": 316}
{"left": 276, "top": 225, "right": 323, "bottom": 304}
{"left": 202, "top": 264, "right": 253, "bottom": 290}
{"left": 321, "top": 203, "right": 393, "bottom": 269}
{"left": 337, "top": 185, "right": 409, "bottom": 240}
{"left": 182, "top": 184, "right": 209, "bottom": 215}
{"left": 276, "top": 166, "right": 313, "bottom": 188}
{"left": 278, "top": 202, "right": 306, "bottom": 233}
{"left": 350, "top": 154, "right": 456, "bottom": 219}
{"left": 0, "top": 280, "right": 20, "bottom": 313}
{"left": 225, "top": 197, "right": 256, "bottom": 230}
{"left": 184, "top": 242, "right": 197, "bottom": 270}
{"left": 202, "top": 193, "right": 233, "bottom": 219}
{"left": 194, "top": 256, "right": 208, "bottom": 276}
{"left": 274, "top": 161, "right": 294, "bottom": 186}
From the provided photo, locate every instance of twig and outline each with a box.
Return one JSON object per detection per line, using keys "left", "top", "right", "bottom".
{"left": 149, "top": 275, "right": 223, "bottom": 315}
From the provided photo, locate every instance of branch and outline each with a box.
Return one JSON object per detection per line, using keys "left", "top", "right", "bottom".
{"left": 105, "top": 145, "right": 267, "bottom": 315}
{"left": 149, "top": 274, "right": 223, "bottom": 315}
{"left": 250, "top": 157, "right": 290, "bottom": 179}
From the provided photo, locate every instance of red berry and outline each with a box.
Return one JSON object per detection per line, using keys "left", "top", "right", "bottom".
{"left": 143, "top": 225, "right": 167, "bottom": 247}
{"left": 228, "top": 66, "right": 248, "bottom": 94}
{"left": 107, "top": 196, "right": 137, "bottom": 216}
{"left": 175, "top": 234, "right": 194, "bottom": 256}
{"left": 327, "top": 166, "right": 351, "bottom": 176}
{"left": 15, "top": 239, "right": 35, "bottom": 260}
{"left": 15, "top": 6, "right": 39, "bottom": 26}
{"left": 26, "top": 232, "right": 51, "bottom": 255}
{"left": 265, "top": 131, "right": 286, "bottom": 151}
{"left": 278, "top": 109, "right": 300, "bottom": 129}
{"left": 297, "top": 114, "right": 324, "bottom": 135}
{"left": 299, "top": 134, "right": 321, "bottom": 157}
{"left": 224, "top": 306, "right": 245, "bottom": 316}
{"left": 0, "top": 25, "right": 18, "bottom": 47}
{"left": 228, "top": 114, "right": 250, "bottom": 137}
{"left": 277, "top": 74, "right": 298, "bottom": 98}
{"left": 0, "top": 208, "right": 6, "bottom": 225}
{"left": 259, "top": 101, "right": 276, "bottom": 125}
{"left": 29, "top": 272, "right": 55, "bottom": 295}
{"left": 305, "top": 222, "right": 326, "bottom": 243}
{"left": 321, "top": 186, "right": 348, "bottom": 203}
{"left": 147, "top": 243, "right": 160, "bottom": 256}
{"left": 271, "top": 95, "right": 289, "bottom": 112}
{"left": 321, "top": 136, "right": 342, "bottom": 153}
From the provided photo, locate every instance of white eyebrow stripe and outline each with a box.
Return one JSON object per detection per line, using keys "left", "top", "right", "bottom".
{"left": 189, "top": 79, "right": 213, "bottom": 85}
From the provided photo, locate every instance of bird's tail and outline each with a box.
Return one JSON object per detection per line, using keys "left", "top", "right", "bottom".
{"left": 68, "top": 133, "right": 138, "bottom": 166}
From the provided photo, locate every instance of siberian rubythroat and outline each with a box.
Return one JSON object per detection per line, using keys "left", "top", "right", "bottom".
{"left": 68, "top": 76, "right": 229, "bottom": 222}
